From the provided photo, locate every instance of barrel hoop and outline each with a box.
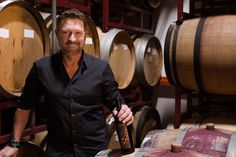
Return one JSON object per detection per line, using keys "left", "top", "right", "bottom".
{"left": 155, "top": 130, "right": 165, "bottom": 147}
{"left": 226, "top": 131, "right": 236, "bottom": 157}
{"left": 172, "top": 24, "right": 182, "bottom": 86}
{"left": 164, "top": 24, "right": 177, "bottom": 85}
{"left": 44, "top": 14, "right": 53, "bottom": 31}
{"left": 140, "top": 129, "right": 163, "bottom": 148}
{"left": 134, "top": 147, "right": 148, "bottom": 157}
{"left": 194, "top": 17, "right": 206, "bottom": 92}
{"left": 101, "top": 29, "right": 121, "bottom": 61}
{"left": 175, "top": 128, "right": 188, "bottom": 144}
{"left": 139, "top": 136, "right": 151, "bottom": 148}
{"left": 135, "top": 35, "right": 150, "bottom": 86}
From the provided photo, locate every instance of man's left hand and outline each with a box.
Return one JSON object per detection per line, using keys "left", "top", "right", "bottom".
{"left": 113, "top": 104, "right": 134, "bottom": 125}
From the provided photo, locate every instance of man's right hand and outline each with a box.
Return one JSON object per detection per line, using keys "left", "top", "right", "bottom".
{"left": 0, "top": 146, "right": 19, "bottom": 157}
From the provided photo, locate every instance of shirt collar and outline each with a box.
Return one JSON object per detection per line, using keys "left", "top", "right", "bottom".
{"left": 55, "top": 50, "right": 88, "bottom": 73}
{"left": 52, "top": 51, "right": 88, "bottom": 83}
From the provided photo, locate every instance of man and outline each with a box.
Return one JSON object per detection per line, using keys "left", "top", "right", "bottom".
{"left": 0, "top": 9, "right": 133, "bottom": 157}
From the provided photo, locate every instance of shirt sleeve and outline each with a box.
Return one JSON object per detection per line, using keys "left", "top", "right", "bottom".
{"left": 16, "top": 63, "right": 44, "bottom": 110}
{"left": 102, "top": 64, "right": 125, "bottom": 111}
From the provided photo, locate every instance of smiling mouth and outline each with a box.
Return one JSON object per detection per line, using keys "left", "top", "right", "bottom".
{"left": 68, "top": 44, "right": 78, "bottom": 47}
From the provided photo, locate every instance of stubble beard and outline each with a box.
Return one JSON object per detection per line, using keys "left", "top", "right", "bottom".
{"left": 61, "top": 42, "right": 84, "bottom": 57}
{"left": 62, "top": 48, "right": 82, "bottom": 57}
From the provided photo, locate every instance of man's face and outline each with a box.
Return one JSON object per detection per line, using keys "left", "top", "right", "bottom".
{"left": 56, "top": 18, "right": 86, "bottom": 56}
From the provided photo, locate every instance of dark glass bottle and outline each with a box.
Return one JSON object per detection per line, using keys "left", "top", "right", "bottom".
{"left": 114, "top": 97, "right": 134, "bottom": 155}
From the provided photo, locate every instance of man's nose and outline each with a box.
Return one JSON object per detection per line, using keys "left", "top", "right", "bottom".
{"left": 68, "top": 33, "right": 76, "bottom": 42}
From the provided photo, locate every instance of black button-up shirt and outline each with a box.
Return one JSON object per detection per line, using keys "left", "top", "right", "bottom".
{"left": 17, "top": 52, "right": 122, "bottom": 157}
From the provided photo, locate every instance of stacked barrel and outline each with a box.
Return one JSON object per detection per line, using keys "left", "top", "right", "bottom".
{"left": 140, "top": 123, "right": 236, "bottom": 157}
{"left": 0, "top": 0, "right": 50, "bottom": 99}
{"left": 164, "top": 15, "right": 236, "bottom": 95}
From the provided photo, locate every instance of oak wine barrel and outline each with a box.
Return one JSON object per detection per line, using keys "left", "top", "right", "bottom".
{"left": 17, "top": 141, "right": 45, "bottom": 157}
{"left": 83, "top": 14, "right": 100, "bottom": 58}
{"left": 132, "top": 34, "right": 162, "bottom": 87}
{"left": 98, "top": 28, "right": 135, "bottom": 89}
{"left": 164, "top": 15, "right": 236, "bottom": 95}
{"left": 132, "top": 105, "right": 161, "bottom": 147}
{"left": 40, "top": 12, "right": 60, "bottom": 54}
{"left": 141, "top": 124, "right": 236, "bottom": 157}
{"left": 0, "top": 0, "right": 50, "bottom": 99}
{"left": 30, "top": 130, "right": 48, "bottom": 151}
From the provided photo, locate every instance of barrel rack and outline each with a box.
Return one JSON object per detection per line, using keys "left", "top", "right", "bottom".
{"left": 173, "top": 86, "right": 236, "bottom": 128}
{"left": 30, "top": 0, "right": 156, "bottom": 34}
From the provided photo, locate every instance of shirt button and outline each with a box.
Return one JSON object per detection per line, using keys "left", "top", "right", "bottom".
{"left": 74, "top": 144, "right": 77, "bottom": 147}
{"left": 71, "top": 114, "right": 75, "bottom": 118}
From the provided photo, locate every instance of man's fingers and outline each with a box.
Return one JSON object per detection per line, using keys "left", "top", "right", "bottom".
{"left": 113, "top": 104, "right": 134, "bottom": 125}
{"left": 126, "top": 116, "right": 134, "bottom": 126}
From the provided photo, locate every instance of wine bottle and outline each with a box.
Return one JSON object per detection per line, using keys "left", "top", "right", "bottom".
{"left": 114, "top": 97, "right": 134, "bottom": 154}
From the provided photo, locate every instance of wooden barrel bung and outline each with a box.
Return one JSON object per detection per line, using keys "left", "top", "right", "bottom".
{"left": 171, "top": 143, "right": 182, "bottom": 153}
{"left": 206, "top": 123, "right": 214, "bottom": 130}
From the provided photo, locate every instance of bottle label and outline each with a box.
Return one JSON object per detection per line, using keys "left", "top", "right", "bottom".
{"left": 116, "top": 123, "right": 131, "bottom": 148}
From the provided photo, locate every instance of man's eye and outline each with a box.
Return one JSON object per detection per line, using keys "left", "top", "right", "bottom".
{"left": 76, "top": 32, "right": 84, "bottom": 36}
{"left": 63, "top": 32, "right": 69, "bottom": 35}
